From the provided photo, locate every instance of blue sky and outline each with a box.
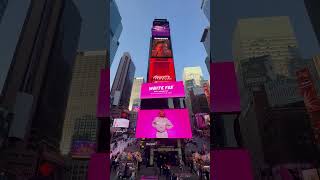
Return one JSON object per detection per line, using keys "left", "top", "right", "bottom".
{"left": 110, "top": 0, "right": 209, "bottom": 86}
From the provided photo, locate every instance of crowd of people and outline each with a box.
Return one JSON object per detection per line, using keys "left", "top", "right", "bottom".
{"left": 185, "top": 152, "right": 210, "bottom": 180}
{"left": 110, "top": 151, "right": 142, "bottom": 179}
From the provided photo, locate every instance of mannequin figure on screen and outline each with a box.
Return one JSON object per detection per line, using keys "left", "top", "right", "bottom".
{"left": 152, "top": 110, "right": 173, "bottom": 138}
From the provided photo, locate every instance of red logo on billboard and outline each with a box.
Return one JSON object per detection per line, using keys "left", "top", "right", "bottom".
{"left": 153, "top": 75, "right": 172, "bottom": 81}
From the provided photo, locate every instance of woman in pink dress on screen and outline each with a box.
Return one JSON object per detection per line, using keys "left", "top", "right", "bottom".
{"left": 152, "top": 110, "right": 173, "bottom": 138}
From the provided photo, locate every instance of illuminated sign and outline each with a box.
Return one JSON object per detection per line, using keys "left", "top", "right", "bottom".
{"left": 140, "top": 81, "right": 185, "bottom": 99}
{"left": 71, "top": 140, "right": 96, "bottom": 158}
{"left": 96, "top": 69, "right": 109, "bottom": 118}
{"left": 113, "top": 118, "right": 130, "bottom": 128}
{"left": 135, "top": 109, "right": 192, "bottom": 138}
{"left": 148, "top": 58, "right": 176, "bottom": 83}
{"left": 296, "top": 68, "right": 320, "bottom": 143}
{"left": 211, "top": 62, "right": 241, "bottom": 113}
{"left": 151, "top": 38, "right": 172, "bottom": 58}
{"left": 152, "top": 20, "right": 170, "bottom": 37}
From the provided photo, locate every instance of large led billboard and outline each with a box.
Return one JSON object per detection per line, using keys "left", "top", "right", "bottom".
{"left": 70, "top": 140, "right": 96, "bottom": 158}
{"left": 151, "top": 38, "right": 172, "bottom": 58}
{"left": 140, "top": 81, "right": 185, "bottom": 99}
{"left": 212, "top": 149, "right": 254, "bottom": 180}
{"left": 148, "top": 58, "right": 176, "bottom": 83}
{"left": 211, "top": 62, "right": 241, "bottom": 113}
{"left": 135, "top": 109, "right": 192, "bottom": 138}
{"left": 152, "top": 20, "right": 170, "bottom": 37}
{"left": 96, "top": 69, "right": 109, "bottom": 118}
{"left": 296, "top": 68, "right": 320, "bottom": 143}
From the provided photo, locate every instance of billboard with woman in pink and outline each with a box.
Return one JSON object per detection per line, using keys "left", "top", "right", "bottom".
{"left": 135, "top": 109, "right": 192, "bottom": 138}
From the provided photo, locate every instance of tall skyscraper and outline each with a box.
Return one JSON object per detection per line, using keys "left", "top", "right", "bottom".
{"left": 201, "top": 0, "right": 210, "bottom": 21}
{"left": 233, "top": 16, "right": 299, "bottom": 78}
{"left": 0, "top": 0, "right": 32, "bottom": 98}
{"left": 60, "top": 51, "right": 106, "bottom": 156}
{"left": 304, "top": 0, "right": 320, "bottom": 46}
{"left": 110, "top": 0, "right": 123, "bottom": 66}
{"left": 73, "top": 0, "right": 107, "bottom": 51}
{"left": 0, "top": 0, "right": 82, "bottom": 178}
{"left": 129, "top": 77, "right": 144, "bottom": 111}
{"left": 183, "top": 67, "right": 204, "bottom": 87}
{"left": 201, "top": 27, "right": 210, "bottom": 73}
{"left": 201, "top": 0, "right": 210, "bottom": 72}
{"left": 110, "top": 52, "right": 135, "bottom": 112}
{"left": 0, "top": 0, "right": 7, "bottom": 23}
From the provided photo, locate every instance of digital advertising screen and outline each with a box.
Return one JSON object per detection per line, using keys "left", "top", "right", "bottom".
{"left": 148, "top": 58, "right": 176, "bottom": 83}
{"left": 88, "top": 153, "right": 109, "bottom": 180}
{"left": 70, "top": 140, "right": 96, "bottom": 158}
{"left": 140, "top": 81, "right": 185, "bottom": 99}
{"left": 211, "top": 62, "right": 241, "bottom": 113}
{"left": 151, "top": 38, "right": 173, "bottom": 58}
{"left": 211, "top": 149, "right": 254, "bottom": 180}
{"left": 112, "top": 118, "right": 130, "bottom": 128}
{"left": 152, "top": 21, "right": 170, "bottom": 37}
{"left": 296, "top": 68, "right": 320, "bottom": 144}
{"left": 96, "top": 69, "right": 109, "bottom": 118}
{"left": 135, "top": 109, "right": 192, "bottom": 138}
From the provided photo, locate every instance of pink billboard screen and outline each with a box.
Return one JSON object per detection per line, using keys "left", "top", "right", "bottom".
{"left": 88, "top": 153, "right": 109, "bottom": 180}
{"left": 135, "top": 109, "right": 192, "bottom": 138}
{"left": 96, "top": 69, "right": 109, "bottom": 118}
{"left": 211, "top": 62, "right": 241, "bottom": 113}
{"left": 140, "top": 81, "right": 185, "bottom": 99}
{"left": 212, "top": 149, "right": 254, "bottom": 180}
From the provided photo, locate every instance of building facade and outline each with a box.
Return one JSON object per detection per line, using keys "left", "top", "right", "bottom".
{"left": 201, "top": 27, "right": 210, "bottom": 73}
{"left": 110, "top": 0, "right": 123, "bottom": 65}
{"left": 0, "top": 0, "right": 7, "bottom": 23}
{"left": 183, "top": 67, "right": 204, "bottom": 87}
{"left": 304, "top": 0, "right": 320, "bottom": 46}
{"left": 0, "top": 0, "right": 81, "bottom": 179}
{"left": 73, "top": 0, "right": 108, "bottom": 51}
{"left": 60, "top": 51, "right": 106, "bottom": 156}
{"left": 110, "top": 52, "right": 135, "bottom": 113}
{"left": 232, "top": 16, "right": 300, "bottom": 78}
{"left": 239, "top": 90, "right": 318, "bottom": 179}
{"left": 128, "top": 77, "right": 144, "bottom": 111}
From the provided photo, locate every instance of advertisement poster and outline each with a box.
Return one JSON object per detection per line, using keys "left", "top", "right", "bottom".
{"left": 148, "top": 58, "right": 176, "bottom": 83}
{"left": 140, "top": 81, "right": 185, "bottom": 99}
{"left": 113, "top": 118, "right": 130, "bottom": 128}
{"left": 151, "top": 38, "right": 172, "bottom": 58}
{"left": 152, "top": 20, "right": 170, "bottom": 37}
{"left": 296, "top": 68, "right": 320, "bottom": 143}
{"left": 71, "top": 140, "right": 96, "bottom": 158}
{"left": 211, "top": 62, "right": 241, "bottom": 113}
{"left": 135, "top": 109, "right": 192, "bottom": 138}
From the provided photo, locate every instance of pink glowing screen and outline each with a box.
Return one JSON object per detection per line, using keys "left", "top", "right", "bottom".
{"left": 88, "top": 153, "right": 109, "bottom": 180}
{"left": 211, "top": 62, "right": 241, "bottom": 113}
{"left": 211, "top": 149, "right": 254, "bottom": 180}
{"left": 135, "top": 109, "right": 192, "bottom": 138}
{"left": 140, "top": 81, "right": 185, "bottom": 99}
{"left": 96, "top": 69, "right": 109, "bottom": 118}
